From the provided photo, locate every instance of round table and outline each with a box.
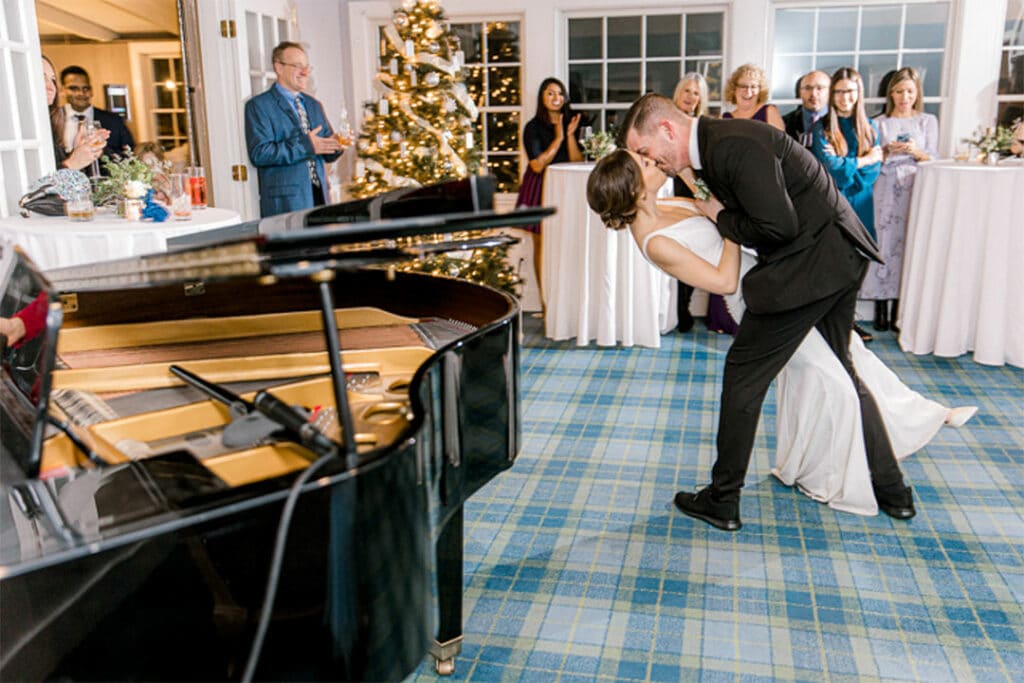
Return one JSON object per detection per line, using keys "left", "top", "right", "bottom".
{"left": 541, "top": 162, "right": 676, "bottom": 348}
{"left": 0, "top": 207, "right": 242, "bottom": 272}
{"left": 898, "top": 160, "right": 1024, "bottom": 368}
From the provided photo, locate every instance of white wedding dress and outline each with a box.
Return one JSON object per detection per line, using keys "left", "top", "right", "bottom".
{"left": 640, "top": 208, "right": 948, "bottom": 516}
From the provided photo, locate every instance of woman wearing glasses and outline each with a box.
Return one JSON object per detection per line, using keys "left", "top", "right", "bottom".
{"left": 813, "top": 68, "right": 883, "bottom": 341}
{"left": 721, "top": 64, "right": 784, "bottom": 131}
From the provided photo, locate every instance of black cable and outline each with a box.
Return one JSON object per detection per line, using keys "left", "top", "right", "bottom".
{"left": 240, "top": 449, "right": 338, "bottom": 682}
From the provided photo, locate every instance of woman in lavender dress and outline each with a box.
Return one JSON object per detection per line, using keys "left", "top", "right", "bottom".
{"left": 865, "top": 67, "right": 937, "bottom": 332}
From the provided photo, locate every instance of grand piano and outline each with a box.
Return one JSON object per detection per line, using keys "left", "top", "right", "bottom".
{"left": 0, "top": 177, "right": 552, "bottom": 681}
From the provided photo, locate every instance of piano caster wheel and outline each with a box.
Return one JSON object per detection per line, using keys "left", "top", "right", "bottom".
{"left": 434, "top": 658, "right": 455, "bottom": 675}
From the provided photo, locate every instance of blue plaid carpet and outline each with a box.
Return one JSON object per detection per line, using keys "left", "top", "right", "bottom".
{"left": 412, "top": 317, "right": 1024, "bottom": 682}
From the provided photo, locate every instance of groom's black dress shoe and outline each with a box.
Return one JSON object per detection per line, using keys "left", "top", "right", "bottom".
{"left": 875, "top": 484, "right": 916, "bottom": 520}
{"left": 673, "top": 488, "right": 741, "bottom": 531}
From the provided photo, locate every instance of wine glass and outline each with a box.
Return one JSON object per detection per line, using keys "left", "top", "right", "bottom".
{"left": 86, "top": 121, "right": 105, "bottom": 176}
{"left": 335, "top": 110, "right": 354, "bottom": 146}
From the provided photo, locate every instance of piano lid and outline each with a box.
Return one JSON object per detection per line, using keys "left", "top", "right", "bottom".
{"left": 0, "top": 242, "right": 63, "bottom": 480}
{"left": 47, "top": 175, "right": 553, "bottom": 291}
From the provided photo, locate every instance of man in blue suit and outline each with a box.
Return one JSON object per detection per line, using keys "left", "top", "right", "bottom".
{"left": 245, "top": 42, "right": 344, "bottom": 217}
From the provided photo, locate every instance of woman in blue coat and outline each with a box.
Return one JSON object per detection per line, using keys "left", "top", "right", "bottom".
{"left": 812, "top": 67, "right": 883, "bottom": 239}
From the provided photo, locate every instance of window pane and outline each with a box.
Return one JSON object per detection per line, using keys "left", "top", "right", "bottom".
{"left": 607, "top": 62, "right": 641, "bottom": 102}
{"left": 569, "top": 63, "right": 602, "bottom": 103}
{"left": 488, "top": 67, "right": 520, "bottom": 105}
{"left": 860, "top": 6, "right": 902, "bottom": 50}
{"left": 815, "top": 54, "right": 856, "bottom": 79}
{"left": 818, "top": 9, "right": 858, "bottom": 53}
{"left": 464, "top": 66, "right": 485, "bottom": 107}
{"left": 923, "top": 101, "right": 941, "bottom": 119}
{"left": 646, "top": 61, "right": 682, "bottom": 98}
{"left": 153, "top": 59, "right": 171, "bottom": 83}
{"left": 775, "top": 9, "right": 815, "bottom": 54}
{"left": 858, "top": 53, "right": 899, "bottom": 99}
{"left": 157, "top": 114, "right": 173, "bottom": 137}
{"left": 772, "top": 55, "right": 814, "bottom": 100}
{"left": 487, "top": 157, "right": 518, "bottom": 193}
{"left": 156, "top": 85, "right": 175, "bottom": 108}
{"left": 486, "top": 111, "right": 519, "bottom": 153}
{"left": 999, "top": 48, "right": 1024, "bottom": 95}
{"left": 451, "top": 23, "right": 482, "bottom": 63}
{"left": 4, "top": 2, "right": 24, "bottom": 42}
{"left": 903, "top": 52, "right": 943, "bottom": 96}
{"left": 904, "top": 3, "right": 947, "bottom": 49}
{"left": 1005, "top": 12, "right": 1024, "bottom": 47}
{"left": 487, "top": 22, "right": 520, "bottom": 62}
{"left": 608, "top": 17, "right": 641, "bottom": 58}
{"left": 997, "top": 101, "right": 1024, "bottom": 127}
{"left": 569, "top": 18, "right": 602, "bottom": 60}
{"left": 685, "top": 13, "right": 723, "bottom": 56}
{"left": 685, "top": 59, "right": 722, "bottom": 101}
{"left": 606, "top": 108, "right": 628, "bottom": 134}
{"left": 647, "top": 15, "right": 681, "bottom": 58}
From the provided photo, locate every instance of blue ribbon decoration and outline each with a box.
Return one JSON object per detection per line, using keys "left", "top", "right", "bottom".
{"left": 142, "top": 188, "right": 169, "bottom": 222}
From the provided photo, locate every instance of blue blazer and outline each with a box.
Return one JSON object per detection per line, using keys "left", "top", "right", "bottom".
{"left": 244, "top": 85, "right": 342, "bottom": 217}
{"left": 93, "top": 107, "right": 135, "bottom": 160}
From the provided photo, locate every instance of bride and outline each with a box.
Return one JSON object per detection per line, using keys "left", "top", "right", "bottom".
{"left": 586, "top": 149, "right": 976, "bottom": 516}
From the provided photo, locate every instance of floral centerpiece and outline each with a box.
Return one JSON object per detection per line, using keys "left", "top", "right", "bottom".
{"left": 92, "top": 152, "right": 154, "bottom": 218}
{"left": 962, "top": 119, "right": 1020, "bottom": 159}
{"left": 582, "top": 131, "right": 617, "bottom": 161}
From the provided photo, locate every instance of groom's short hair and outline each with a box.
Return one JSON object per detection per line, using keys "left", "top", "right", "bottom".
{"left": 616, "top": 93, "right": 679, "bottom": 147}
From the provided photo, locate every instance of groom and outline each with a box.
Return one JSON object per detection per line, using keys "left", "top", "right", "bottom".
{"left": 619, "top": 93, "right": 914, "bottom": 530}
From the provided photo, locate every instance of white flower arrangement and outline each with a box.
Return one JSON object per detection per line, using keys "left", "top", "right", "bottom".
{"left": 691, "top": 177, "right": 711, "bottom": 201}
{"left": 582, "top": 131, "right": 617, "bottom": 161}
{"left": 124, "top": 180, "right": 149, "bottom": 199}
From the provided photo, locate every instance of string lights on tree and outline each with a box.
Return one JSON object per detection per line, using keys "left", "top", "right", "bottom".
{"left": 348, "top": 0, "right": 482, "bottom": 198}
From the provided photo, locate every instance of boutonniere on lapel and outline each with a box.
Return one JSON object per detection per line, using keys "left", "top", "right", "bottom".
{"left": 680, "top": 167, "right": 712, "bottom": 200}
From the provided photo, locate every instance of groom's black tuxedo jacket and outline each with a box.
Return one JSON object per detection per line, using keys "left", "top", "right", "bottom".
{"left": 695, "top": 117, "right": 882, "bottom": 315}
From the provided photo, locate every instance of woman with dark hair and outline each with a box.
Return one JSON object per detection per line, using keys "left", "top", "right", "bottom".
{"left": 865, "top": 67, "right": 937, "bottom": 332}
{"left": 585, "top": 149, "right": 975, "bottom": 517}
{"left": 516, "top": 77, "right": 583, "bottom": 307}
{"left": 41, "top": 55, "right": 107, "bottom": 171}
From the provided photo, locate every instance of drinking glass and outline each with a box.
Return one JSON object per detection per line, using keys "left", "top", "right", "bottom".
{"left": 335, "top": 111, "right": 354, "bottom": 146}
{"left": 187, "top": 166, "right": 207, "bottom": 209}
{"left": 66, "top": 191, "right": 95, "bottom": 221}
{"left": 169, "top": 173, "right": 192, "bottom": 220}
{"left": 86, "top": 121, "right": 104, "bottom": 176}
{"left": 953, "top": 143, "right": 970, "bottom": 163}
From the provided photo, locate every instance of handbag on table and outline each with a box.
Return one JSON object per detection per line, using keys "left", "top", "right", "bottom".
{"left": 18, "top": 169, "right": 90, "bottom": 217}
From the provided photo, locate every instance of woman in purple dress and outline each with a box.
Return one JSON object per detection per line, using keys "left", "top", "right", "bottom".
{"left": 865, "top": 67, "right": 937, "bottom": 332}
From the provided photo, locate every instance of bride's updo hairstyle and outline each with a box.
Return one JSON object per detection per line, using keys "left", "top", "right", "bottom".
{"left": 586, "top": 149, "right": 643, "bottom": 231}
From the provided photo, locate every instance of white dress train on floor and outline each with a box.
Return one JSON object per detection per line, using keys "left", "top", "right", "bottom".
{"left": 642, "top": 206, "right": 948, "bottom": 516}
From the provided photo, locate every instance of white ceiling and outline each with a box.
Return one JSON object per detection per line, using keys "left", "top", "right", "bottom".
{"left": 36, "top": 0, "right": 179, "bottom": 42}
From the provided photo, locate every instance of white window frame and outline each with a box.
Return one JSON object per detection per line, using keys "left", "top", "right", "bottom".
{"left": 564, "top": 9, "right": 728, "bottom": 132}
{"left": 769, "top": 2, "right": 952, "bottom": 117}
{"left": 998, "top": 2, "right": 1024, "bottom": 126}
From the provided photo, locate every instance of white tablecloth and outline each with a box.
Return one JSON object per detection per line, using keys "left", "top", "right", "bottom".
{"left": 0, "top": 207, "right": 242, "bottom": 271}
{"left": 898, "top": 160, "right": 1024, "bottom": 368}
{"left": 541, "top": 162, "right": 676, "bottom": 348}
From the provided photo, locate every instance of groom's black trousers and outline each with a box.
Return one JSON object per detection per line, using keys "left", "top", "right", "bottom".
{"left": 710, "top": 262, "right": 904, "bottom": 500}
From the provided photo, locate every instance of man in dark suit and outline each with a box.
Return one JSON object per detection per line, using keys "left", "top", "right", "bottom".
{"left": 782, "top": 70, "right": 830, "bottom": 149}
{"left": 245, "top": 41, "right": 343, "bottom": 217}
{"left": 620, "top": 93, "right": 914, "bottom": 531}
{"left": 60, "top": 65, "right": 135, "bottom": 174}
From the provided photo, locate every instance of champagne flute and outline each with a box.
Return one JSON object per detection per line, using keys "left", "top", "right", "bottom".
{"left": 86, "top": 121, "right": 104, "bottom": 177}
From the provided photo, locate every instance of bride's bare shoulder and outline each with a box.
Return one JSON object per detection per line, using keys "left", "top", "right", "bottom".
{"left": 656, "top": 199, "right": 701, "bottom": 221}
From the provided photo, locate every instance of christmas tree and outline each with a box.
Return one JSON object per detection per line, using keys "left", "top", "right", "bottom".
{"left": 348, "top": 0, "right": 520, "bottom": 298}
{"left": 348, "top": 0, "right": 481, "bottom": 197}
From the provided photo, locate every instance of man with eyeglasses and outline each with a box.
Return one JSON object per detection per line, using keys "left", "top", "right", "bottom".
{"left": 60, "top": 65, "right": 136, "bottom": 175}
{"left": 782, "top": 70, "right": 830, "bottom": 149}
{"left": 245, "top": 41, "right": 343, "bottom": 217}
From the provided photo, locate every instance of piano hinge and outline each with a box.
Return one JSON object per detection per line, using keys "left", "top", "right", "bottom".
{"left": 59, "top": 293, "right": 78, "bottom": 313}
{"left": 220, "top": 19, "right": 236, "bottom": 38}
{"left": 184, "top": 282, "right": 206, "bottom": 297}
{"left": 231, "top": 164, "right": 248, "bottom": 182}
